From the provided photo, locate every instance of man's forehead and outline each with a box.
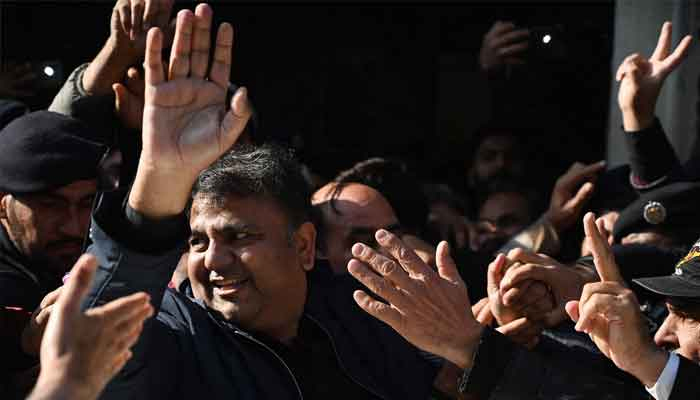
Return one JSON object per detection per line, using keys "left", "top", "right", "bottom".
{"left": 313, "top": 183, "right": 397, "bottom": 226}
{"left": 190, "top": 194, "right": 281, "bottom": 229}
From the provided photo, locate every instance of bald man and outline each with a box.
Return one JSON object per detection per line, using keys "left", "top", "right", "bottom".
{"left": 312, "top": 182, "right": 402, "bottom": 274}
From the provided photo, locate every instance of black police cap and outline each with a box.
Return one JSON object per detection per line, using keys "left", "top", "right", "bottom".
{"left": 0, "top": 111, "right": 107, "bottom": 194}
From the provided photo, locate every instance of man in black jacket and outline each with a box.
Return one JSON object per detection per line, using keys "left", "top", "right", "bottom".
{"left": 83, "top": 5, "right": 442, "bottom": 399}
{"left": 0, "top": 111, "right": 106, "bottom": 388}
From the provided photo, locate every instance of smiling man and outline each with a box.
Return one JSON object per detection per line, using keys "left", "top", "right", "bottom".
{"left": 82, "top": 5, "right": 443, "bottom": 399}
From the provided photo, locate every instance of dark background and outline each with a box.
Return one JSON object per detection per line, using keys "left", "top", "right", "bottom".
{"left": 1, "top": 1, "right": 615, "bottom": 188}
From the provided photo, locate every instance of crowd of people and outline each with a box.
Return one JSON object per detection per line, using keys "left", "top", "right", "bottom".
{"left": 1, "top": 1, "right": 700, "bottom": 399}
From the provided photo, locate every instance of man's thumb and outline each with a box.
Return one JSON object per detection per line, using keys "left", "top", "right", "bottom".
{"left": 564, "top": 301, "right": 580, "bottom": 323}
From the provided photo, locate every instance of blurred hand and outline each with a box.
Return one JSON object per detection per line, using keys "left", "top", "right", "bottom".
{"left": 499, "top": 248, "right": 596, "bottom": 327}
{"left": 347, "top": 230, "right": 483, "bottom": 370}
{"left": 0, "top": 62, "right": 37, "bottom": 99}
{"left": 617, "top": 22, "right": 692, "bottom": 131}
{"left": 545, "top": 161, "right": 606, "bottom": 234}
{"left": 565, "top": 212, "right": 668, "bottom": 387}
{"left": 111, "top": 0, "right": 175, "bottom": 63}
{"left": 28, "top": 254, "right": 153, "bottom": 400}
{"left": 479, "top": 21, "right": 529, "bottom": 73}
{"left": 21, "top": 287, "right": 63, "bottom": 356}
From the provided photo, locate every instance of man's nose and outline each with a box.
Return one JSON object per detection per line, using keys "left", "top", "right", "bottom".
{"left": 58, "top": 205, "right": 84, "bottom": 238}
{"left": 204, "top": 242, "right": 235, "bottom": 272}
{"left": 654, "top": 316, "right": 679, "bottom": 351}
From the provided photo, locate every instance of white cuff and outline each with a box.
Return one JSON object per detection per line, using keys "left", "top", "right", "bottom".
{"left": 646, "top": 352, "right": 680, "bottom": 400}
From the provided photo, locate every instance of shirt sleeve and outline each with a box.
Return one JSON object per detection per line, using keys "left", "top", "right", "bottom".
{"left": 646, "top": 352, "right": 680, "bottom": 400}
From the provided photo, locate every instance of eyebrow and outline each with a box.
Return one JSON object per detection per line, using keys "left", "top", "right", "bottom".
{"left": 190, "top": 221, "right": 258, "bottom": 236}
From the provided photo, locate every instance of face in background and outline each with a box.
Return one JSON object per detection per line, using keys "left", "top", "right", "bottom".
{"left": 470, "top": 191, "right": 532, "bottom": 254}
{"left": 312, "top": 183, "right": 401, "bottom": 274}
{"left": 0, "top": 179, "right": 97, "bottom": 276}
{"left": 187, "top": 194, "right": 315, "bottom": 343}
{"left": 654, "top": 303, "right": 700, "bottom": 363}
{"left": 469, "top": 134, "right": 523, "bottom": 188}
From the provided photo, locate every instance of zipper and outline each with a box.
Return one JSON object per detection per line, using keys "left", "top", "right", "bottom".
{"left": 233, "top": 330, "right": 305, "bottom": 400}
{"left": 305, "top": 314, "right": 388, "bottom": 400}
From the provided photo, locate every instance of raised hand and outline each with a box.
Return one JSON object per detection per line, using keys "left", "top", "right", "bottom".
{"left": 83, "top": 0, "right": 175, "bottom": 95}
{"left": 617, "top": 22, "right": 692, "bottom": 131}
{"left": 111, "top": 0, "right": 175, "bottom": 62}
{"left": 565, "top": 212, "right": 668, "bottom": 387}
{"left": 479, "top": 21, "right": 529, "bottom": 73}
{"left": 142, "top": 5, "right": 250, "bottom": 174}
{"left": 347, "top": 230, "right": 483, "bottom": 370}
{"left": 545, "top": 161, "right": 606, "bottom": 234}
{"left": 130, "top": 4, "right": 252, "bottom": 217}
{"left": 28, "top": 255, "right": 153, "bottom": 400}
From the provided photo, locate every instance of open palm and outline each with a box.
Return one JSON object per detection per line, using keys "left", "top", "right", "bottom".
{"left": 142, "top": 4, "right": 251, "bottom": 176}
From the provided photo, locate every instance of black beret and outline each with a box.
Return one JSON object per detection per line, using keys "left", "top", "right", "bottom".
{"left": 0, "top": 111, "right": 107, "bottom": 194}
{"left": 613, "top": 181, "right": 700, "bottom": 243}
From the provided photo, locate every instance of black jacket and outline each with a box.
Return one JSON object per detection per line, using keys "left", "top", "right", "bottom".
{"left": 0, "top": 224, "right": 52, "bottom": 377}
{"left": 83, "top": 191, "right": 439, "bottom": 400}
{"left": 669, "top": 356, "right": 700, "bottom": 400}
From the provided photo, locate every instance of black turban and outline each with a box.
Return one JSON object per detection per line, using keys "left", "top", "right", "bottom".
{"left": 0, "top": 111, "right": 107, "bottom": 194}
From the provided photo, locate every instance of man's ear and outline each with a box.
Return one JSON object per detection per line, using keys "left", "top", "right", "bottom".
{"left": 0, "top": 194, "right": 10, "bottom": 219}
{"left": 293, "top": 222, "right": 317, "bottom": 271}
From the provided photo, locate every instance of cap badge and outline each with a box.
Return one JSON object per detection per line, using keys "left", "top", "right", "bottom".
{"left": 643, "top": 201, "right": 666, "bottom": 225}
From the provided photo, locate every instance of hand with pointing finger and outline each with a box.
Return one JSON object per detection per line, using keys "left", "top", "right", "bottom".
{"left": 617, "top": 22, "right": 693, "bottom": 131}
{"left": 565, "top": 212, "right": 668, "bottom": 387}
{"left": 347, "top": 230, "right": 484, "bottom": 370}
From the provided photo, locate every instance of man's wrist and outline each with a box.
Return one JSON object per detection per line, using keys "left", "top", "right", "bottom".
{"left": 622, "top": 109, "right": 654, "bottom": 132}
{"left": 82, "top": 37, "right": 138, "bottom": 95}
{"left": 628, "top": 347, "right": 669, "bottom": 388}
{"left": 445, "top": 324, "right": 485, "bottom": 370}
{"left": 128, "top": 162, "right": 197, "bottom": 219}
{"left": 30, "top": 372, "right": 101, "bottom": 400}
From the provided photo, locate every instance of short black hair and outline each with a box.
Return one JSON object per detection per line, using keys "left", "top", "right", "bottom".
{"left": 667, "top": 296, "right": 700, "bottom": 321}
{"left": 192, "top": 143, "right": 312, "bottom": 229}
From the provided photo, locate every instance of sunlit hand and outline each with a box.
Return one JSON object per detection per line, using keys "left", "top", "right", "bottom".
{"left": 617, "top": 22, "right": 692, "bottom": 131}
{"left": 348, "top": 230, "right": 483, "bottom": 370}
{"left": 565, "top": 212, "right": 668, "bottom": 387}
